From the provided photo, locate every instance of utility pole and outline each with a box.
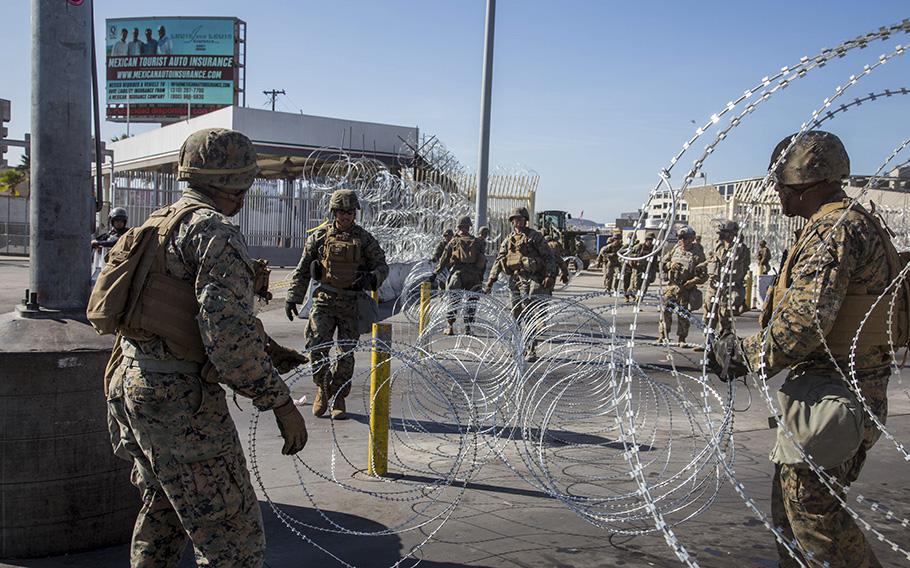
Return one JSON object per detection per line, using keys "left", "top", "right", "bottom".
{"left": 0, "top": 0, "right": 135, "bottom": 558}
{"left": 475, "top": 0, "right": 495, "bottom": 230}
{"left": 263, "top": 89, "right": 286, "bottom": 111}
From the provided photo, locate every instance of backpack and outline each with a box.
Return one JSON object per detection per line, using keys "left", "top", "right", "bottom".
{"left": 87, "top": 201, "right": 211, "bottom": 361}
{"left": 451, "top": 236, "right": 479, "bottom": 265}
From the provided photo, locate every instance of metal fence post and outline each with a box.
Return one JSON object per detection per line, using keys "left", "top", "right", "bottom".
{"left": 418, "top": 281, "right": 431, "bottom": 335}
{"left": 367, "top": 322, "right": 392, "bottom": 477}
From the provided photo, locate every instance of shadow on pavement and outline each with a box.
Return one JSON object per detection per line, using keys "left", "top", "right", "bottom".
{"left": 0, "top": 502, "right": 488, "bottom": 568}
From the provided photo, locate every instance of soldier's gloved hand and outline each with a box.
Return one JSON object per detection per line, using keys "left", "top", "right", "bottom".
{"left": 266, "top": 336, "right": 309, "bottom": 374}
{"left": 664, "top": 284, "right": 681, "bottom": 298}
{"left": 273, "top": 400, "right": 308, "bottom": 455}
{"left": 707, "top": 333, "right": 750, "bottom": 382}
{"left": 353, "top": 271, "right": 378, "bottom": 291}
{"left": 285, "top": 301, "right": 299, "bottom": 322}
{"left": 682, "top": 278, "right": 700, "bottom": 290}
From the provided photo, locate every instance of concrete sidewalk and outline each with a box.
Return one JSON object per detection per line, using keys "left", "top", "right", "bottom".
{"left": 2, "top": 265, "right": 908, "bottom": 567}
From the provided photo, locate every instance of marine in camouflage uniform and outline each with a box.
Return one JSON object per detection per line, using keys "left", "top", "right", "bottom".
{"left": 545, "top": 235, "right": 571, "bottom": 288}
{"left": 596, "top": 231, "right": 623, "bottom": 292}
{"left": 704, "top": 221, "right": 751, "bottom": 335}
{"left": 757, "top": 239, "right": 772, "bottom": 275}
{"left": 484, "top": 206, "right": 558, "bottom": 359}
{"left": 431, "top": 229, "right": 454, "bottom": 263}
{"left": 285, "top": 189, "right": 389, "bottom": 419}
{"left": 628, "top": 232, "right": 658, "bottom": 299}
{"left": 104, "top": 129, "right": 308, "bottom": 567}
{"left": 711, "top": 131, "right": 899, "bottom": 568}
{"left": 432, "top": 215, "right": 487, "bottom": 335}
{"left": 658, "top": 226, "right": 706, "bottom": 344}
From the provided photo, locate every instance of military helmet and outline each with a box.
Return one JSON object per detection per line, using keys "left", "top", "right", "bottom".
{"left": 457, "top": 215, "right": 472, "bottom": 229}
{"left": 760, "top": 239, "right": 767, "bottom": 246}
{"left": 329, "top": 189, "right": 360, "bottom": 211}
{"left": 716, "top": 220, "right": 739, "bottom": 234}
{"left": 645, "top": 232, "right": 656, "bottom": 240}
{"left": 508, "top": 206, "right": 530, "bottom": 222}
{"left": 443, "top": 228, "right": 454, "bottom": 238}
{"left": 677, "top": 226, "right": 696, "bottom": 240}
{"left": 177, "top": 128, "right": 259, "bottom": 193}
{"left": 769, "top": 130, "right": 849, "bottom": 187}
{"left": 478, "top": 225, "right": 489, "bottom": 236}
{"left": 109, "top": 207, "right": 128, "bottom": 222}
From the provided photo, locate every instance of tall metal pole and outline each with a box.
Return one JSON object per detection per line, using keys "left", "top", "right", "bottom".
{"left": 31, "top": 0, "right": 94, "bottom": 311}
{"left": 474, "top": 0, "right": 495, "bottom": 230}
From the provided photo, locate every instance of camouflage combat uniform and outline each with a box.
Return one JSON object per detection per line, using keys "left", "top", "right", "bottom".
{"left": 596, "top": 235, "right": 623, "bottom": 292}
{"left": 743, "top": 192, "right": 892, "bottom": 568}
{"left": 628, "top": 237, "right": 657, "bottom": 298}
{"left": 758, "top": 242, "right": 772, "bottom": 275}
{"left": 488, "top": 226, "right": 558, "bottom": 320}
{"left": 546, "top": 237, "right": 571, "bottom": 287}
{"left": 705, "top": 239, "right": 750, "bottom": 334}
{"left": 287, "top": 222, "right": 388, "bottom": 399}
{"left": 659, "top": 240, "right": 707, "bottom": 343}
{"left": 435, "top": 230, "right": 487, "bottom": 330}
{"left": 431, "top": 236, "right": 450, "bottom": 264}
{"left": 106, "top": 190, "right": 291, "bottom": 567}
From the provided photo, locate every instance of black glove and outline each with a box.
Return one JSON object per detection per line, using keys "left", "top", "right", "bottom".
{"left": 353, "top": 271, "right": 378, "bottom": 291}
{"left": 707, "top": 333, "right": 750, "bottom": 382}
{"left": 285, "top": 301, "right": 299, "bottom": 322}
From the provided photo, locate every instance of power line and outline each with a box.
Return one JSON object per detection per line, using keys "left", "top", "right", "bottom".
{"left": 262, "top": 89, "right": 286, "bottom": 112}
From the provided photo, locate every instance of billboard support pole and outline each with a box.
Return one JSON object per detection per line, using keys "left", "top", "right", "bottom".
{"left": 126, "top": 95, "right": 130, "bottom": 136}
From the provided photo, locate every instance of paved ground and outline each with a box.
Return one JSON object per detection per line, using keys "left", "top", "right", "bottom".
{"left": 1, "top": 257, "right": 908, "bottom": 567}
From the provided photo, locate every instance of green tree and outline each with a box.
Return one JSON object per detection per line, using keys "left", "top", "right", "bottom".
{"left": 16, "top": 153, "right": 29, "bottom": 172}
{"left": 0, "top": 169, "right": 26, "bottom": 196}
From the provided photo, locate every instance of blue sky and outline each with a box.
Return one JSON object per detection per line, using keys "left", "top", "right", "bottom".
{"left": 4, "top": 1, "right": 910, "bottom": 221}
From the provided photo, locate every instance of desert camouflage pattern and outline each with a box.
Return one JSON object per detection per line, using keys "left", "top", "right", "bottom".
{"left": 742, "top": 192, "right": 891, "bottom": 567}
{"left": 545, "top": 238, "right": 570, "bottom": 285}
{"left": 659, "top": 242, "right": 707, "bottom": 342}
{"left": 489, "top": 227, "right": 558, "bottom": 319}
{"left": 436, "top": 233, "right": 487, "bottom": 326}
{"left": 107, "top": 188, "right": 290, "bottom": 566}
{"left": 705, "top": 240, "right": 751, "bottom": 334}
{"left": 770, "top": 130, "right": 850, "bottom": 186}
{"left": 628, "top": 239, "right": 657, "bottom": 298}
{"left": 758, "top": 242, "right": 773, "bottom": 275}
{"left": 287, "top": 222, "right": 388, "bottom": 392}
{"left": 596, "top": 236, "right": 623, "bottom": 292}
{"left": 329, "top": 188, "right": 360, "bottom": 211}
{"left": 431, "top": 238, "right": 449, "bottom": 263}
{"left": 176, "top": 129, "right": 259, "bottom": 193}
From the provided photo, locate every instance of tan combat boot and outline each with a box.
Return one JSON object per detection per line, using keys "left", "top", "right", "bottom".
{"left": 331, "top": 394, "right": 347, "bottom": 420}
{"left": 312, "top": 385, "right": 329, "bottom": 417}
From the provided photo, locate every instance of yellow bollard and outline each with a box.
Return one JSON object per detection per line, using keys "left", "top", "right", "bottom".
{"left": 418, "top": 281, "right": 431, "bottom": 335}
{"left": 744, "top": 270, "right": 753, "bottom": 311}
{"left": 367, "top": 323, "right": 392, "bottom": 477}
{"left": 371, "top": 289, "right": 379, "bottom": 303}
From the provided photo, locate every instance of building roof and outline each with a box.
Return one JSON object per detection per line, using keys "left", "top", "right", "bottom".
{"left": 106, "top": 105, "right": 418, "bottom": 177}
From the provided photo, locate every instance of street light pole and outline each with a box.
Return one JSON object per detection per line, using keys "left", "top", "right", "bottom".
{"left": 474, "top": 0, "right": 495, "bottom": 230}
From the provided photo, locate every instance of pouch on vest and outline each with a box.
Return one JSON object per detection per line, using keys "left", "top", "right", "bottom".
{"left": 322, "top": 233, "right": 362, "bottom": 289}
{"left": 451, "top": 236, "right": 478, "bottom": 265}
{"left": 770, "top": 374, "right": 864, "bottom": 469}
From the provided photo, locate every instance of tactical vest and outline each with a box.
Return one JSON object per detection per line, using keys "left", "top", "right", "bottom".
{"left": 321, "top": 230, "right": 362, "bottom": 289}
{"left": 451, "top": 235, "right": 480, "bottom": 265}
{"left": 761, "top": 199, "right": 910, "bottom": 355}
{"left": 502, "top": 232, "right": 529, "bottom": 273}
{"left": 87, "top": 200, "right": 211, "bottom": 363}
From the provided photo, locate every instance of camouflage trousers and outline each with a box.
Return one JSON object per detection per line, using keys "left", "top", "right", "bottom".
{"left": 107, "top": 365, "right": 265, "bottom": 567}
{"left": 621, "top": 265, "right": 633, "bottom": 297}
{"left": 772, "top": 373, "right": 888, "bottom": 568}
{"left": 660, "top": 287, "right": 701, "bottom": 342}
{"left": 507, "top": 274, "right": 552, "bottom": 321}
{"left": 306, "top": 289, "right": 359, "bottom": 395}
{"left": 704, "top": 284, "right": 745, "bottom": 335}
{"left": 630, "top": 268, "right": 656, "bottom": 299}
{"left": 603, "top": 263, "right": 619, "bottom": 292}
{"left": 445, "top": 271, "right": 483, "bottom": 325}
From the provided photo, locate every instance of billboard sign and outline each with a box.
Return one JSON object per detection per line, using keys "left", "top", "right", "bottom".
{"left": 105, "top": 17, "right": 244, "bottom": 123}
